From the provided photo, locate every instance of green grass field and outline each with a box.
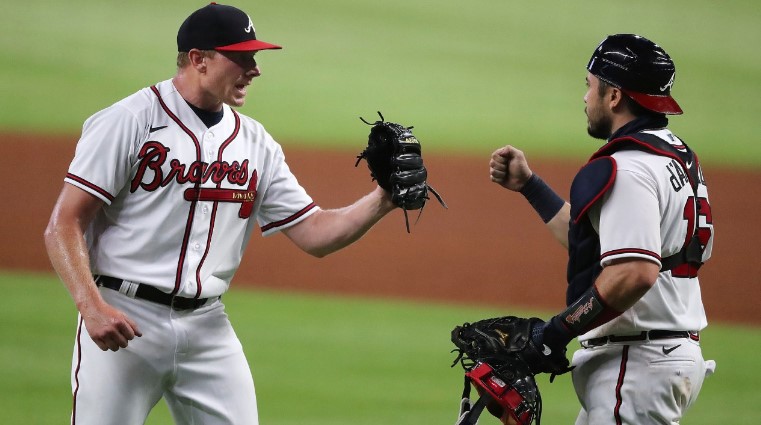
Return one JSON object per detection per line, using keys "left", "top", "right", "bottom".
{"left": 2, "top": 271, "right": 760, "bottom": 424}
{"left": 1, "top": 0, "right": 760, "bottom": 166}
{"left": 1, "top": 1, "right": 760, "bottom": 424}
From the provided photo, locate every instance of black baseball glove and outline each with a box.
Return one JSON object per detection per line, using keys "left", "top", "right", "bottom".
{"left": 450, "top": 316, "right": 573, "bottom": 425}
{"left": 356, "top": 112, "right": 446, "bottom": 232}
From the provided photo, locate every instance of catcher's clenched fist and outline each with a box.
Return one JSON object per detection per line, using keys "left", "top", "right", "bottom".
{"left": 490, "top": 146, "right": 569, "bottom": 244}
{"left": 489, "top": 145, "right": 534, "bottom": 191}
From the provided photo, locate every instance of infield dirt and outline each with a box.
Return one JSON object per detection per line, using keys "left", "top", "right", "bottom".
{"left": 3, "top": 132, "right": 758, "bottom": 325}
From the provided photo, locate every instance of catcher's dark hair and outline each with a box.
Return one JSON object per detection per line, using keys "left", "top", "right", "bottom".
{"left": 597, "top": 80, "right": 664, "bottom": 118}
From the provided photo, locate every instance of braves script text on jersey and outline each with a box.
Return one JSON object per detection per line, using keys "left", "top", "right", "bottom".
{"left": 66, "top": 79, "right": 318, "bottom": 298}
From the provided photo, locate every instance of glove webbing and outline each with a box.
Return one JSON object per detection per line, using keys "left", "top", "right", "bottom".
{"left": 399, "top": 184, "right": 447, "bottom": 233}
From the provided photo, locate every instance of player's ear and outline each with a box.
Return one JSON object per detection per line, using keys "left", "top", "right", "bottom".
{"left": 608, "top": 87, "right": 625, "bottom": 111}
{"left": 187, "top": 49, "right": 208, "bottom": 73}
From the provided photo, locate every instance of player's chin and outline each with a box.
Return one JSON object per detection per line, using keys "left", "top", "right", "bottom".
{"left": 227, "top": 86, "right": 248, "bottom": 107}
{"left": 226, "top": 94, "right": 247, "bottom": 107}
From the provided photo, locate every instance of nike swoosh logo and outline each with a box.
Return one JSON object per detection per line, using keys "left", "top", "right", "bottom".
{"left": 662, "top": 344, "right": 681, "bottom": 355}
{"left": 149, "top": 125, "right": 168, "bottom": 133}
{"left": 685, "top": 161, "right": 693, "bottom": 168}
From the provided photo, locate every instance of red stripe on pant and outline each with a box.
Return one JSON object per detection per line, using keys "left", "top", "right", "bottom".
{"left": 614, "top": 345, "right": 629, "bottom": 425}
{"left": 72, "top": 316, "right": 85, "bottom": 425}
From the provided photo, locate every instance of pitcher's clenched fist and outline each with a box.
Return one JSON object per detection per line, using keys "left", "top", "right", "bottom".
{"left": 489, "top": 145, "right": 533, "bottom": 191}
{"left": 80, "top": 300, "right": 142, "bottom": 352}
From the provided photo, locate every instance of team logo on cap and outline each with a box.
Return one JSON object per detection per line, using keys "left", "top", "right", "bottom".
{"left": 244, "top": 16, "right": 255, "bottom": 34}
{"left": 660, "top": 72, "right": 676, "bottom": 92}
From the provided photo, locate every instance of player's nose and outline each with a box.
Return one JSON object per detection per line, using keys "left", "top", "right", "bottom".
{"left": 246, "top": 65, "right": 261, "bottom": 78}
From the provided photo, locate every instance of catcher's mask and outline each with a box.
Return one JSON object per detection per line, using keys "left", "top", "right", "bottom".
{"left": 459, "top": 362, "right": 541, "bottom": 425}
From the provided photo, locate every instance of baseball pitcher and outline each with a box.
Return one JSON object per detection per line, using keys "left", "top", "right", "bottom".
{"left": 44, "top": 3, "right": 440, "bottom": 425}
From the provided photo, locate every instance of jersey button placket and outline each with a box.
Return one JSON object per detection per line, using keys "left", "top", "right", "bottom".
{"left": 200, "top": 132, "right": 215, "bottom": 218}
{"left": 191, "top": 131, "right": 216, "bottom": 296}
{"left": 204, "top": 132, "right": 216, "bottom": 159}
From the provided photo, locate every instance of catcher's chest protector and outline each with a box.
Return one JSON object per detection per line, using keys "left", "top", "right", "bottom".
{"left": 566, "top": 132, "right": 701, "bottom": 305}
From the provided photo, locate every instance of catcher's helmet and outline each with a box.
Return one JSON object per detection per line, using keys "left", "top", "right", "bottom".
{"left": 587, "top": 34, "right": 682, "bottom": 115}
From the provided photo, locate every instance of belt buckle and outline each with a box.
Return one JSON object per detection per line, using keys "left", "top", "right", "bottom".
{"left": 170, "top": 296, "right": 190, "bottom": 311}
{"left": 607, "top": 331, "right": 649, "bottom": 344}
{"left": 170, "top": 295, "right": 209, "bottom": 311}
{"left": 581, "top": 337, "right": 607, "bottom": 348}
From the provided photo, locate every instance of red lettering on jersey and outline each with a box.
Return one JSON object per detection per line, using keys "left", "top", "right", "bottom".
{"left": 227, "top": 160, "right": 249, "bottom": 185}
{"left": 131, "top": 141, "right": 169, "bottom": 192}
{"left": 182, "top": 170, "right": 258, "bottom": 219}
{"left": 673, "top": 196, "right": 713, "bottom": 279}
{"left": 131, "top": 141, "right": 251, "bottom": 192}
{"left": 681, "top": 196, "right": 713, "bottom": 248}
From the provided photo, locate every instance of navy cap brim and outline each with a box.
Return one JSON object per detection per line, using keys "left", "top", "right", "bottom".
{"left": 215, "top": 39, "right": 282, "bottom": 52}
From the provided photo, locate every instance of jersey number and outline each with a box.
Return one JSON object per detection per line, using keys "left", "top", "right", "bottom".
{"left": 684, "top": 196, "right": 713, "bottom": 247}
{"left": 673, "top": 196, "right": 712, "bottom": 278}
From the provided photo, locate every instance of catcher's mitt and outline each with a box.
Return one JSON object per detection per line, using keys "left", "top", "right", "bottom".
{"left": 450, "top": 316, "right": 572, "bottom": 425}
{"left": 356, "top": 112, "right": 446, "bottom": 232}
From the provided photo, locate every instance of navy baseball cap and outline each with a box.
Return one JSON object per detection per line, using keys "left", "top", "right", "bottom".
{"left": 587, "top": 34, "right": 682, "bottom": 115}
{"left": 177, "top": 2, "right": 282, "bottom": 52}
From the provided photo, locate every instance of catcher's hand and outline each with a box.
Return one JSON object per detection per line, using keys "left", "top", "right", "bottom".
{"left": 450, "top": 316, "right": 573, "bottom": 425}
{"left": 452, "top": 315, "right": 572, "bottom": 376}
{"left": 355, "top": 111, "right": 446, "bottom": 232}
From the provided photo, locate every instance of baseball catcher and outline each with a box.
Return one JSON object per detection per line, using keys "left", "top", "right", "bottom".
{"left": 356, "top": 112, "right": 446, "bottom": 232}
{"left": 450, "top": 316, "right": 573, "bottom": 425}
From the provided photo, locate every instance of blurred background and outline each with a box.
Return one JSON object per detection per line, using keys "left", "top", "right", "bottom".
{"left": 2, "top": 0, "right": 760, "bottom": 165}
{"left": 1, "top": 1, "right": 759, "bottom": 424}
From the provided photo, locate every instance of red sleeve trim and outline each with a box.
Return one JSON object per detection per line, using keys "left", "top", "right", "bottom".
{"left": 601, "top": 248, "right": 661, "bottom": 263}
{"left": 65, "top": 173, "right": 115, "bottom": 202}
{"left": 260, "top": 203, "right": 318, "bottom": 233}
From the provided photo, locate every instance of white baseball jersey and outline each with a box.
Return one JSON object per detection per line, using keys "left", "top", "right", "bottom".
{"left": 579, "top": 129, "right": 714, "bottom": 341}
{"left": 65, "top": 79, "right": 318, "bottom": 298}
